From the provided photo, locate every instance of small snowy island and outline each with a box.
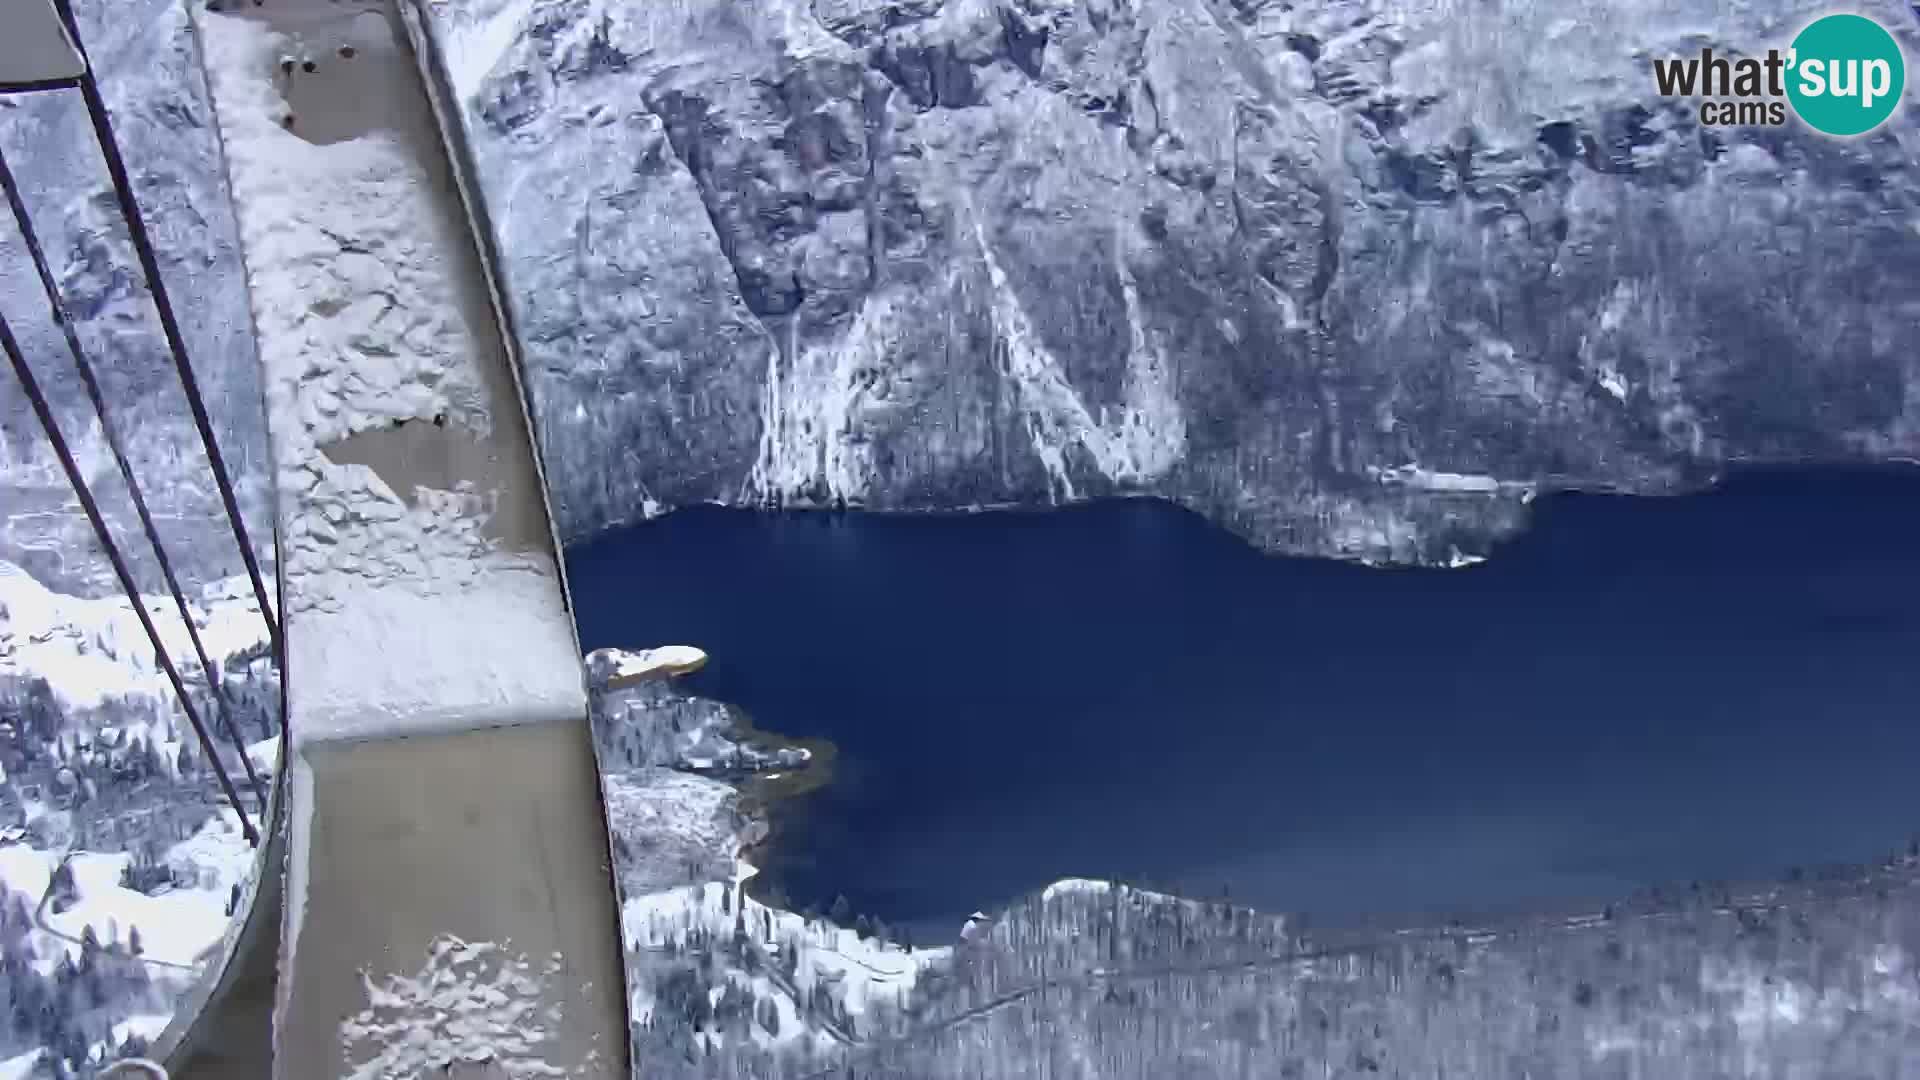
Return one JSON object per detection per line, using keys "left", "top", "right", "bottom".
{"left": 591, "top": 646, "right": 710, "bottom": 688}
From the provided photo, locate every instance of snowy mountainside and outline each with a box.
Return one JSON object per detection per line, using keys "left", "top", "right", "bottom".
{"left": 0, "top": 0, "right": 273, "bottom": 598}
{"left": 0, "top": 560, "right": 271, "bottom": 716}
{"left": 0, "top": 561, "right": 277, "bottom": 1077}
{"left": 0, "top": 4, "right": 280, "bottom": 1059}
{"left": 419, "top": 0, "right": 1920, "bottom": 566}
{"left": 0, "top": 807, "right": 261, "bottom": 1079}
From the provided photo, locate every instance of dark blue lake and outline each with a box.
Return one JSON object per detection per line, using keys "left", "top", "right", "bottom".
{"left": 566, "top": 467, "right": 1920, "bottom": 940}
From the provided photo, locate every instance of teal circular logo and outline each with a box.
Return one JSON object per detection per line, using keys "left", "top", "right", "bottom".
{"left": 1786, "top": 14, "right": 1905, "bottom": 136}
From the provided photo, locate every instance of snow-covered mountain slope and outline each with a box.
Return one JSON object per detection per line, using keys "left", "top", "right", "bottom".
{"left": 0, "top": 808, "right": 257, "bottom": 1079}
{"left": 0, "top": 808, "right": 254, "bottom": 976}
{"left": 0, "top": 0, "right": 273, "bottom": 599}
{"left": 0, "top": 560, "right": 270, "bottom": 715}
{"left": 0, "top": 555, "right": 276, "bottom": 1077}
{"left": 0, "top": 12, "right": 281, "bottom": 1064}
{"left": 0, "top": 709, "right": 274, "bottom": 1076}
{"left": 417, "top": 0, "right": 1920, "bottom": 566}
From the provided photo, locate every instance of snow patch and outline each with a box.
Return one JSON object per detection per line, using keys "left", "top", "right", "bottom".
{"left": 1036, "top": 877, "right": 1209, "bottom": 909}
{"left": 288, "top": 575, "right": 585, "bottom": 741}
{"left": 0, "top": 806, "right": 254, "bottom": 976}
{"left": 434, "top": 0, "right": 529, "bottom": 100}
{"left": 1369, "top": 464, "right": 1530, "bottom": 497}
{"left": 0, "top": 561, "right": 269, "bottom": 714}
{"left": 0, "top": 1050, "right": 40, "bottom": 1080}
{"left": 246, "top": 735, "right": 281, "bottom": 776}
{"left": 109, "top": 1015, "right": 172, "bottom": 1047}
{"left": 595, "top": 645, "right": 709, "bottom": 687}
{"left": 1596, "top": 366, "right": 1630, "bottom": 402}
{"left": 338, "top": 934, "right": 582, "bottom": 1080}
{"left": 1038, "top": 877, "right": 1114, "bottom": 901}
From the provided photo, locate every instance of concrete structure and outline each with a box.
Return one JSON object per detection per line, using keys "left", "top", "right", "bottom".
{"left": 277, "top": 729, "right": 622, "bottom": 1078}
{"left": 183, "top": 1, "right": 627, "bottom": 1075}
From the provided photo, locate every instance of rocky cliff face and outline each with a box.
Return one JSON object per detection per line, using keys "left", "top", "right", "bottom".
{"left": 0, "top": 0, "right": 271, "bottom": 596}
{"left": 423, "top": 0, "right": 1919, "bottom": 563}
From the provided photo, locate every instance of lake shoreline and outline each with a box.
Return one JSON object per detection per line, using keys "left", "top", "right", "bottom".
{"left": 568, "top": 469, "right": 1920, "bottom": 936}
{"left": 723, "top": 707, "right": 842, "bottom": 915}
